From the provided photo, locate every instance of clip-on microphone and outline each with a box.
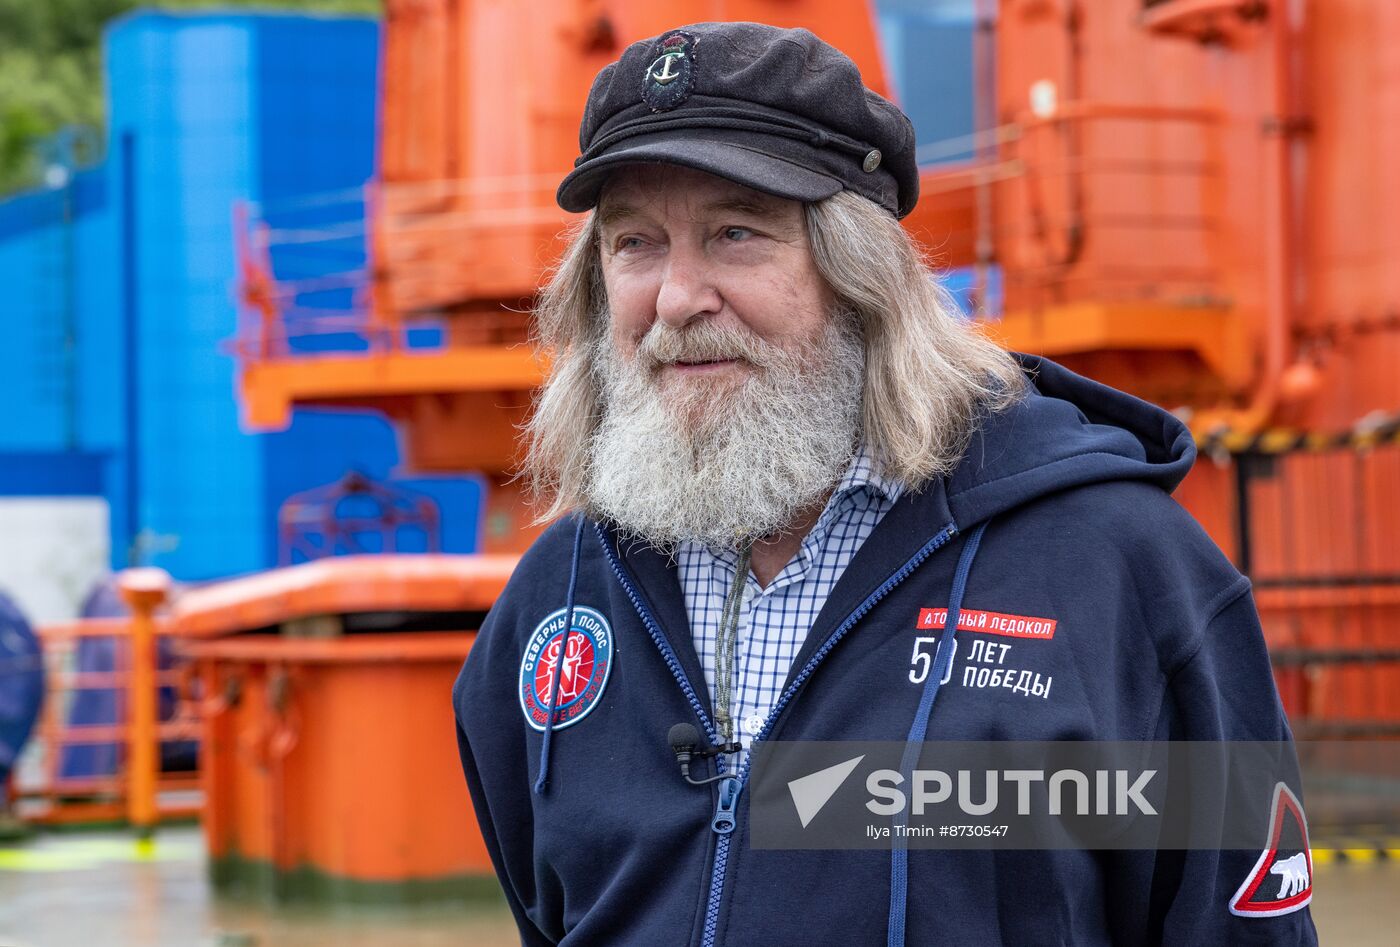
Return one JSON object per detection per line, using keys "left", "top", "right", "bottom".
{"left": 668, "top": 722, "right": 743, "bottom": 786}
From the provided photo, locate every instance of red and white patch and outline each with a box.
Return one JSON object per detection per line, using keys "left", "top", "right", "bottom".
{"left": 916, "top": 607, "right": 1058, "bottom": 640}
{"left": 1229, "top": 782, "right": 1313, "bottom": 918}
{"left": 518, "top": 606, "right": 614, "bottom": 732}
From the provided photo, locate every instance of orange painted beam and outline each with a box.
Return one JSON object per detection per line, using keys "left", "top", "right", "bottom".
{"left": 985, "top": 301, "right": 1243, "bottom": 384}
{"left": 37, "top": 617, "right": 139, "bottom": 639}
{"left": 183, "top": 632, "right": 475, "bottom": 663}
{"left": 39, "top": 722, "right": 194, "bottom": 745}
{"left": 170, "top": 553, "right": 518, "bottom": 638}
{"left": 240, "top": 346, "right": 545, "bottom": 430}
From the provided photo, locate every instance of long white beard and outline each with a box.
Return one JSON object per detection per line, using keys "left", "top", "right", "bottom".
{"left": 584, "top": 314, "right": 865, "bottom": 549}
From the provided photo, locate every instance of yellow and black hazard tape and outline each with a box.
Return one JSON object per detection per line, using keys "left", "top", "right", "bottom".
{"left": 1197, "top": 414, "right": 1400, "bottom": 456}
{"left": 1310, "top": 840, "right": 1400, "bottom": 866}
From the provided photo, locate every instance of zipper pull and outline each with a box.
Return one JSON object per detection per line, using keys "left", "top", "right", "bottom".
{"left": 711, "top": 776, "right": 742, "bottom": 834}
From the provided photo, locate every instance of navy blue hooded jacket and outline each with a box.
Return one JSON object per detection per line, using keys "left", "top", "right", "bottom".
{"left": 453, "top": 353, "right": 1318, "bottom": 946}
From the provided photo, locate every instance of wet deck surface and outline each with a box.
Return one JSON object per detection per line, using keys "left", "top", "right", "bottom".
{"left": 1, "top": 826, "right": 1396, "bottom": 945}
{"left": 0, "top": 827, "right": 517, "bottom": 947}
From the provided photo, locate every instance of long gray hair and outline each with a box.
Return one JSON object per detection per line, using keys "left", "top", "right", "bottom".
{"left": 523, "top": 189, "right": 1027, "bottom": 522}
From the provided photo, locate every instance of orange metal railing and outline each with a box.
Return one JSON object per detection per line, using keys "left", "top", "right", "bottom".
{"left": 17, "top": 573, "right": 200, "bottom": 830}
{"left": 233, "top": 189, "right": 387, "bottom": 360}
{"left": 232, "top": 177, "right": 565, "bottom": 361}
{"left": 1236, "top": 441, "right": 1400, "bottom": 738}
{"left": 998, "top": 103, "right": 1226, "bottom": 307}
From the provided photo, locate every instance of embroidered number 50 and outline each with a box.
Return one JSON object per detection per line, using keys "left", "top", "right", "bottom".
{"left": 908, "top": 636, "right": 956, "bottom": 685}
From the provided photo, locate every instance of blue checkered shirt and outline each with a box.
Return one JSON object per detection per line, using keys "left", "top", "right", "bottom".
{"left": 677, "top": 446, "right": 904, "bottom": 754}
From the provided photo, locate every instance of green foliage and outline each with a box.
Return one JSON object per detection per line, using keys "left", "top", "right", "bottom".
{"left": 0, "top": 0, "right": 382, "bottom": 195}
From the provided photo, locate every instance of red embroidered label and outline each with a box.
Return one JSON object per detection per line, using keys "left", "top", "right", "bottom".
{"left": 915, "top": 608, "right": 1058, "bottom": 640}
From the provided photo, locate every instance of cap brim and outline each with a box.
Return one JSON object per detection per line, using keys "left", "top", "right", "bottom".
{"left": 557, "top": 136, "right": 845, "bottom": 213}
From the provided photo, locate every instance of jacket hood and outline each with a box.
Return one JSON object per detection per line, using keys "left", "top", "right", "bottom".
{"left": 943, "top": 352, "right": 1196, "bottom": 530}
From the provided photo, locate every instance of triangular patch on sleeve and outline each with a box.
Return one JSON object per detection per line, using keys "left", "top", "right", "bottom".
{"left": 1229, "top": 782, "right": 1313, "bottom": 918}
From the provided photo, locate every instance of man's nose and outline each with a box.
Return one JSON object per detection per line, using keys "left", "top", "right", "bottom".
{"left": 654, "top": 249, "right": 722, "bottom": 328}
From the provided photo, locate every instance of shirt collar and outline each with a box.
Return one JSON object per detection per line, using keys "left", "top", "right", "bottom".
{"left": 831, "top": 443, "right": 904, "bottom": 508}
{"left": 690, "top": 444, "right": 905, "bottom": 569}
{"left": 795, "top": 444, "right": 903, "bottom": 564}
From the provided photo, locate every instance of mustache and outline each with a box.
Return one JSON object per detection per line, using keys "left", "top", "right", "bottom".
{"left": 634, "top": 321, "right": 782, "bottom": 370}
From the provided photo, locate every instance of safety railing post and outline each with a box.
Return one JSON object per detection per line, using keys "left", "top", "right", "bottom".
{"left": 118, "top": 568, "right": 172, "bottom": 839}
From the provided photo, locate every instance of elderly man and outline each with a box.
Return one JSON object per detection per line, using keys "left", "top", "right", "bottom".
{"left": 453, "top": 22, "right": 1317, "bottom": 946}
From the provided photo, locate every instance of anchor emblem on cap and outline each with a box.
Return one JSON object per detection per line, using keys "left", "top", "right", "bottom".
{"left": 642, "top": 31, "right": 695, "bottom": 111}
{"left": 649, "top": 52, "right": 682, "bottom": 86}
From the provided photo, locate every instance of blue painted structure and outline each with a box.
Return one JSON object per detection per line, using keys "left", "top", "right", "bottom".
{"left": 0, "top": 12, "right": 481, "bottom": 583}
{"left": 877, "top": 0, "right": 981, "bottom": 165}
{"left": 876, "top": 0, "right": 1003, "bottom": 316}
{"left": 0, "top": 168, "right": 117, "bottom": 500}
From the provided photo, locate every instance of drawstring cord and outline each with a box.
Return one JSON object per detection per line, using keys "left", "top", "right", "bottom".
{"left": 534, "top": 515, "right": 587, "bottom": 795}
{"left": 887, "top": 519, "right": 991, "bottom": 947}
{"left": 713, "top": 542, "right": 754, "bottom": 753}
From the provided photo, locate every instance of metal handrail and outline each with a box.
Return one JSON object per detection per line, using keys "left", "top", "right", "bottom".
{"left": 18, "top": 573, "right": 196, "bottom": 830}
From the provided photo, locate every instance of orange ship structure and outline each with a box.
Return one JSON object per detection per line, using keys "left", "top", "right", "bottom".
{"left": 207, "top": 0, "right": 1399, "bottom": 893}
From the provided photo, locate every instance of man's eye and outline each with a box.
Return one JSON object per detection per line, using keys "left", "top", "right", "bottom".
{"left": 615, "top": 235, "right": 645, "bottom": 251}
{"left": 723, "top": 226, "right": 754, "bottom": 242}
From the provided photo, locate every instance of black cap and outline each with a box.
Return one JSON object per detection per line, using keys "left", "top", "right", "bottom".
{"left": 557, "top": 22, "right": 919, "bottom": 219}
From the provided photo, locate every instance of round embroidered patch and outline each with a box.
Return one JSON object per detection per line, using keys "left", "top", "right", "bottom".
{"left": 518, "top": 605, "right": 614, "bottom": 732}
{"left": 641, "top": 30, "right": 697, "bottom": 111}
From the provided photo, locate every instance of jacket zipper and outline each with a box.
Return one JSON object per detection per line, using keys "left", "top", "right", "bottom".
{"left": 594, "top": 524, "right": 719, "bottom": 743}
{"left": 737, "top": 523, "right": 958, "bottom": 783}
{"left": 598, "top": 522, "right": 958, "bottom": 947}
